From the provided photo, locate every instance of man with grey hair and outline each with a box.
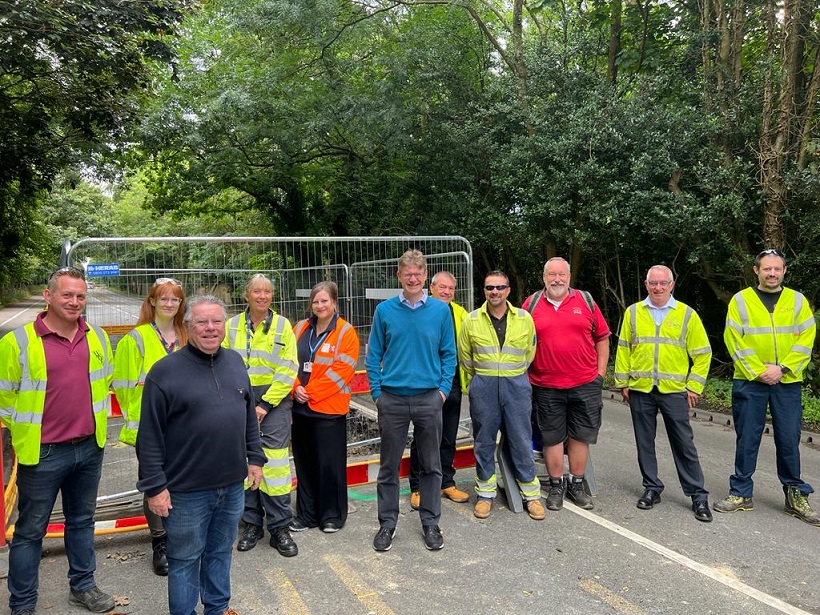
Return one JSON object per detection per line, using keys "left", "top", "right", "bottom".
{"left": 524, "top": 257, "right": 610, "bottom": 512}
{"left": 138, "top": 295, "right": 265, "bottom": 615}
{"left": 614, "top": 266, "right": 713, "bottom": 522}
{"left": 408, "top": 271, "right": 470, "bottom": 509}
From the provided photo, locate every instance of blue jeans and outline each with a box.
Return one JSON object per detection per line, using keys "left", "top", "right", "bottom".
{"left": 729, "top": 380, "right": 813, "bottom": 497}
{"left": 9, "top": 437, "right": 103, "bottom": 612}
{"left": 163, "top": 483, "right": 245, "bottom": 615}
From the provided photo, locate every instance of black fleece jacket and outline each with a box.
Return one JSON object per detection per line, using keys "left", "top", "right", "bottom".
{"left": 136, "top": 344, "right": 265, "bottom": 497}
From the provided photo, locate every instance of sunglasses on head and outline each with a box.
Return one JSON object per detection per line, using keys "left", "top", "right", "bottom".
{"left": 757, "top": 248, "right": 785, "bottom": 259}
{"left": 154, "top": 277, "right": 182, "bottom": 287}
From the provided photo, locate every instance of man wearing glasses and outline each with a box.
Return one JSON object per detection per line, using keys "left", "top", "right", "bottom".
{"left": 366, "top": 250, "right": 456, "bottom": 552}
{"left": 614, "top": 265, "right": 713, "bottom": 522}
{"left": 715, "top": 249, "right": 819, "bottom": 526}
{"left": 0, "top": 267, "right": 116, "bottom": 615}
{"left": 523, "top": 257, "right": 610, "bottom": 511}
{"left": 137, "top": 295, "right": 265, "bottom": 614}
{"left": 459, "top": 271, "right": 544, "bottom": 520}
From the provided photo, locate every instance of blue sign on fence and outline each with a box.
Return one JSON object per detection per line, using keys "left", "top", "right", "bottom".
{"left": 86, "top": 263, "right": 120, "bottom": 277}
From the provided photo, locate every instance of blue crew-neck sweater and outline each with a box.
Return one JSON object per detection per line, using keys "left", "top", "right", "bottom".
{"left": 365, "top": 295, "right": 456, "bottom": 399}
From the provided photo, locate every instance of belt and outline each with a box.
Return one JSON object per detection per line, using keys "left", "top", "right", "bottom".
{"left": 65, "top": 435, "right": 92, "bottom": 445}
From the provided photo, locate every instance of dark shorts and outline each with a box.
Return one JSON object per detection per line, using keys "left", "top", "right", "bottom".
{"left": 533, "top": 376, "right": 604, "bottom": 446}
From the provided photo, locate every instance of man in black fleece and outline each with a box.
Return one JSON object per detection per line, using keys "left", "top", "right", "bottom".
{"left": 137, "top": 295, "right": 265, "bottom": 615}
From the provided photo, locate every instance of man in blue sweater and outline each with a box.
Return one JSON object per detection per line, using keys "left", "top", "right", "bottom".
{"left": 366, "top": 250, "right": 457, "bottom": 552}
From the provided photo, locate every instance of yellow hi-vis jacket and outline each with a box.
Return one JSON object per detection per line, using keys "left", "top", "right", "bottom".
{"left": 614, "top": 300, "right": 711, "bottom": 394}
{"left": 450, "top": 301, "right": 470, "bottom": 394}
{"left": 223, "top": 310, "right": 298, "bottom": 406}
{"left": 724, "top": 286, "right": 816, "bottom": 383}
{"left": 112, "top": 323, "right": 178, "bottom": 446}
{"left": 0, "top": 322, "right": 113, "bottom": 465}
{"left": 458, "top": 301, "right": 536, "bottom": 388}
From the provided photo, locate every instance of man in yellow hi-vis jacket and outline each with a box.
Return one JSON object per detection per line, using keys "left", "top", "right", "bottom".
{"left": 715, "top": 249, "right": 819, "bottom": 526}
{"left": 614, "top": 265, "right": 713, "bottom": 522}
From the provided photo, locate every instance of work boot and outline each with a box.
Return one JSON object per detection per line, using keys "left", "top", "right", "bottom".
{"left": 236, "top": 522, "right": 264, "bottom": 551}
{"left": 566, "top": 476, "right": 594, "bottom": 510}
{"left": 270, "top": 526, "right": 298, "bottom": 557}
{"left": 784, "top": 486, "right": 820, "bottom": 526}
{"left": 68, "top": 586, "right": 115, "bottom": 613}
{"left": 410, "top": 491, "right": 420, "bottom": 510}
{"left": 525, "top": 499, "right": 546, "bottom": 520}
{"left": 441, "top": 486, "right": 469, "bottom": 503}
{"left": 546, "top": 476, "right": 565, "bottom": 511}
{"left": 151, "top": 534, "right": 169, "bottom": 576}
{"left": 474, "top": 498, "right": 492, "bottom": 519}
{"left": 713, "top": 494, "right": 754, "bottom": 513}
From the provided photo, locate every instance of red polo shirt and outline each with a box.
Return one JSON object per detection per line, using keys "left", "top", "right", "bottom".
{"left": 34, "top": 312, "right": 96, "bottom": 443}
{"left": 523, "top": 289, "right": 611, "bottom": 389}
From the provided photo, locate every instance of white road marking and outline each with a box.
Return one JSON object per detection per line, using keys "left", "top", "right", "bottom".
{"left": 565, "top": 503, "right": 813, "bottom": 615}
{"left": 0, "top": 304, "right": 42, "bottom": 328}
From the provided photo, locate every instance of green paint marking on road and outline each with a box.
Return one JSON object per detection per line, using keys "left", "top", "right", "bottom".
{"left": 348, "top": 488, "right": 410, "bottom": 501}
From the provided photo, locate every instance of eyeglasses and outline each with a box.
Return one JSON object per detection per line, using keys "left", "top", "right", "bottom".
{"left": 485, "top": 285, "right": 509, "bottom": 291}
{"left": 190, "top": 319, "right": 225, "bottom": 328}
{"left": 48, "top": 267, "right": 85, "bottom": 282}
{"left": 154, "top": 277, "right": 182, "bottom": 287}
{"left": 401, "top": 272, "right": 425, "bottom": 279}
{"left": 158, "top": 297, "right": 182, "bottom": 304}
{"left": 434, "top": 285, "right": 456, "bottom": 292}
{"left": 646, "top": 280, "right": 672, "bottom": 287}
{"left": 757, "top": 248, "right": 785, "bottom": 259}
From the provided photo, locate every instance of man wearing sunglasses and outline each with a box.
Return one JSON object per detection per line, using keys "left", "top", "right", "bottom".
{"left": 0, "top": 267, "right": 116, "bottom": 615}
{"left": 459, "top": 271, "right": 544, "bottom": 520}
{"left": 524, "top": 257, "right": 610, "bottom": 512}
{"left": 716, "top": 249, "right": 819, "bottom": 526}
{"left": 614, "top": 265, "right": 713, "bottom": 522}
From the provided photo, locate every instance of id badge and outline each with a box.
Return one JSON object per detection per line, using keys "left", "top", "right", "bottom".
{"left": 303, "top": 361, "right": 313, "bottom": 373}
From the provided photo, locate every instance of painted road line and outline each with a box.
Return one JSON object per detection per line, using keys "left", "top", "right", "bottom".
{"left": 261, "top": 568, "right": 311, "bottom": 615}
{"left": 578, "top": 579, "right": 644, "bottom": 614}
{"left": 0, "top": 304, "right": 41, "bottom": 328}
{"left": 324, "top": 554, "right": 396, "bottom": 615}
{"left": 565, "top": 503, "right": 813, "bottom": 615}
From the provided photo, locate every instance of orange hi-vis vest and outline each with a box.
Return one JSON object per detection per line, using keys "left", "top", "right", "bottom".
{"left": 293, "top": 317, "right": 360, "bottom": 415}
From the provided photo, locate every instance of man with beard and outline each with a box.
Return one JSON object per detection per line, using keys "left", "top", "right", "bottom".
{"left": 715, "top": 249, "right": 819, "bottom": 526}
{"left": 523, "top": 257, "right": 610, "bottom": 511}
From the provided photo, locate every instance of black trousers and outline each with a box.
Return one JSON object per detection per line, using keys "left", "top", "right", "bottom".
{"left": 409, "top": 386, "right": 462, "bottom": 491}
{"left": 629, "top": 389, "right": 708, "bottom": 499}
{"left": 291, "top": 410, "right": 348, "bottom": 527}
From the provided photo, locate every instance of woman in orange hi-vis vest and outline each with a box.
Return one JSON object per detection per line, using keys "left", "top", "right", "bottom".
{"left": 289, "top": 281, "right": 360, "bottom": 533}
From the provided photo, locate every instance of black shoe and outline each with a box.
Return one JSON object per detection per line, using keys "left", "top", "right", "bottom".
{"left": 546, "top": 477, "right": 565, "bottom": 511}
{"left": 11, "top": 609, "right": 35, "bottom": 615}
{"left": 321, "top": 520, "right": 342, "bottom": 533}
{"left": 288, "top": 518, "right": 311, "bottom": 532}
{"left": 151, "top": 534, "right": 169, "bottom": 576}
{"left": 566, "top": 477, "right": 593, "bottom": 510}
{"left": 270, "top": 527, "right": 298, "bottom": 557}
{"left": 373, "top": 525, "right": 396, "bottom": 551}
{"left": 637, "top": 489, "right": 661, "bottom": 510}
{"left": 693, "top": 500, "right": 713, "bottom": 522}
{"left": 422, "top": 525, "right": 444, "bottom": 550}
{"left": 236, "top": 522, "right": 264, "bottom": 552}
{"left": 68, "top": 586, "right": 116, "bottom": 613}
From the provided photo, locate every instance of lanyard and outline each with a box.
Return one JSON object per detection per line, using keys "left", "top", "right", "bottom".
{"left": 245, "top": 309, "right": 273, "bottom": 366}
{"left": 150, "top": 321, "right": 178, "bottom": 355}
{"left": 308, "top": 327, "right": 331, "bottom": 360}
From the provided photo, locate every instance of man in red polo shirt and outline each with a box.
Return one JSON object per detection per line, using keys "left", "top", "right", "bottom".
{"left": 523, "top": 257, "right": 610, "bottom": 511}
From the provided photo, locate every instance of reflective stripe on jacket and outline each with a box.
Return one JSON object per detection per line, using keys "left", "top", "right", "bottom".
{"left": 112, "top": 324, "right": 177, "bottom": 445}
{"left": 450, "top": 301, "right": 470, "bottom": 394}
{"left": 724, "top": 286, "right": 816, "bottom": 382}
{"left": 0, "top": 323, "right": 113, "bottom": 465}
{"left": 223, "top": 311, "right": 298, "bottom": 406}
{"left": 293, "top": 317, "right": 360, "bottom": 415}
{"left": 614, "top": 301, "right": 711, "bottom": 394}
{"left": 458, "top": 301, "right": 536, "bottom": 388}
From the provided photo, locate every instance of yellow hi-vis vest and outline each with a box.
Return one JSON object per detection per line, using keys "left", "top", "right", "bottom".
{"left": 614, "top": 301, "right": 711, "bottom": 394}
{"left": 458, "top": 301, "right": 536, "bottom": 388}
{"left": 724, "top": 286, "right": 816, "bottom": 383}
{"left": 112, "top": 323, "right": 176, "bottom": 446}
{"left": 450, "top": 301, "right": 470, "bottom": 394}
{"left": 0, "top": 322, "right": 113, "bottom": 465}
{"left": 223, "top": 310, "right": 298, "bottom": 406}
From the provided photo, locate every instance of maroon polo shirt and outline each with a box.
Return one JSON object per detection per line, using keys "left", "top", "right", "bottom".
{"left": 34, "top": 312, "right": 96, "bottom": 443}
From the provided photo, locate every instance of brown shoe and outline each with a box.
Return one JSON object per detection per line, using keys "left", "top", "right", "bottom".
{"left": 526, "top": 499, "right": 546, "bottom": 520}
{"left": 410, "top": 491, "right": 420, "bottom": 510}
{"left": 474, "top": 498, "right": 492, "bottom": 519}
{"left": 224, "top": 609, "right": 240, "bottom": 615}
{"left": 442, "top": 486, "right": 469, "bottom": 503}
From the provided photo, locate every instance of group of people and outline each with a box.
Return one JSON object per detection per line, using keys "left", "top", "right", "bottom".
{"left": 0, "top": 246, "right": 817, "bottom": 615}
